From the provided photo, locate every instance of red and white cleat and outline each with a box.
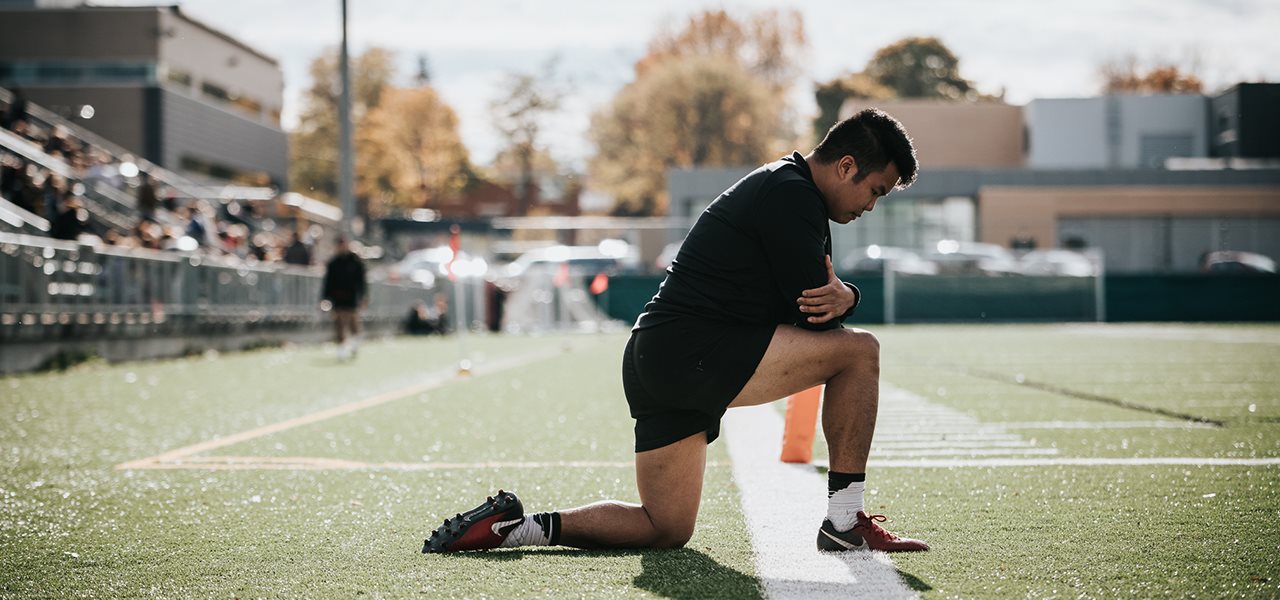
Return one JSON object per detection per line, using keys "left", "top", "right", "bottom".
{"left": 817, "top": 511, "right": 930, "bottom": 552}
{"left": 422, "top": 490, "right": 524, "bottom": 553}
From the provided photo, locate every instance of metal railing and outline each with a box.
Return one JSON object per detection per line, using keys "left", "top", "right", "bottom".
{"left": 0, "top": 231, "right": 431, "bottom": 341}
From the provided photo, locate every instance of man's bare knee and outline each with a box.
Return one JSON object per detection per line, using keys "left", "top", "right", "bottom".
{"left": 839, "top": 329, "right": 880, "bottom": 370}
{"left": 650, "top": 523, "right": 694, "bottom": 549}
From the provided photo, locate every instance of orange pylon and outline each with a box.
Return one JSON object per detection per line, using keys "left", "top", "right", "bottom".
{"left": 780, "top": 385, "right": 822, "bottom": 463}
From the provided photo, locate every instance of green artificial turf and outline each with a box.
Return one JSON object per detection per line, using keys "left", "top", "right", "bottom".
{"left": 2, "top": 324, "right": 1278, "bottom": 597}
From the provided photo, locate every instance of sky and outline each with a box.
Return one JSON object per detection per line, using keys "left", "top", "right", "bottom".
{"left": 107, "top": 0, "right": 1280, "bottom": 169}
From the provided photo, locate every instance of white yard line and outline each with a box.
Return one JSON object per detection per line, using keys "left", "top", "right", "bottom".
{"left": 123, "top": 457, "right": 675, "bottom": 471}
{"left": 851, "top": 457, "right": 1280, "bottom": 469}
{"left": 724, "top": 404, "right": 918, "bottom": 600}
{"left": 1000, "top": 420, "right": 1216, "bottom": 430}
{"left": 115, "top": 348, "right": 562, "bottom": 471}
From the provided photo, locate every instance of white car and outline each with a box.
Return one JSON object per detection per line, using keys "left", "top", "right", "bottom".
{"left": 927, "top": 240, "right": 1020, "bottom": 275}
{"left": 392, "top": 246, "right": 488, "bottom": 287}
{"left": 839, "top": 245, "right": 938, "bottom": 275}
{"left": 1018, "top": 249, "right": 1098, "bottom": 277}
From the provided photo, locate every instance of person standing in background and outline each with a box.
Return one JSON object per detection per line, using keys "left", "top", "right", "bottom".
{"left": 322, "top": 236, "right": 367, "bottom": 361}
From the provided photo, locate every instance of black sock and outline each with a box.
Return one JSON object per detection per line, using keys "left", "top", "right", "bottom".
{"left": 828, "top": 471, "right": 866, "bottom": 497}
{"left": 531, "top": 511, "right": 562, "bottom": 546}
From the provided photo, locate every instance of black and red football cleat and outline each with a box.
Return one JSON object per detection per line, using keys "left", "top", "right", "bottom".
{"left": 817, "top": 511, "right": 930, "bottom": 552}
{"left": 422, "top": 490, "right": 524, "bottom": 553}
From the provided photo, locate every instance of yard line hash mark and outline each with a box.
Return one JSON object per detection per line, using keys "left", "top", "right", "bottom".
{"left": 913, "top": 359, "right": 1225, "bottom": 427}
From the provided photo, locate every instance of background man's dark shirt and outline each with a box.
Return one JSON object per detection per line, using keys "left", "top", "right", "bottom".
{"left": 636, "top": 152, "right": 853, "bottom": 332}
{"left": 323, "top": 252, "right": 366, "bottom": 309}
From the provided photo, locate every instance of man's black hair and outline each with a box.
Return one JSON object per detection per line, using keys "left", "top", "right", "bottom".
{"left": 812, "top": 108, "right": 918, "bottom": 189}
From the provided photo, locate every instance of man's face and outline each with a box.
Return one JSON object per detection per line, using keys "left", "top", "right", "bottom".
{"left": 824, "top": 158, "right": 900, "bottom": 225}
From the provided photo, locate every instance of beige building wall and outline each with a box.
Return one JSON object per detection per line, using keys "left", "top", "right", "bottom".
{"left": 159, "top": 8, "right": 283, "bottom": 124}
{"left": 840, "top": 99, "right": 1025, "bottom": 168}
{"left": 980, "top": 186, "right": 1280, "bottom": 248}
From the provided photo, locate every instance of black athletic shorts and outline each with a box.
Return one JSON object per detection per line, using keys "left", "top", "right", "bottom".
{"left": 622, "top": 317, "right": 775, "bottom": 452}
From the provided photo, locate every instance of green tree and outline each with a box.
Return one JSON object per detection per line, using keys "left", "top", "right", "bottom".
{"left": 812, "top": 36, "right": 980, "bottom": 142}
{"left": 812, "top": 72, "right": 893, "bottom": 142}
{"left": 865, "top": 36, "right": 975, "bottom": 100}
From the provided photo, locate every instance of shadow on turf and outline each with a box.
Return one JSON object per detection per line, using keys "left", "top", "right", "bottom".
{"left": 460, "top": 548, "right": 762, "bottom": 599}
{"left": 456, "top": 547, "right": 932, "bottom": 597}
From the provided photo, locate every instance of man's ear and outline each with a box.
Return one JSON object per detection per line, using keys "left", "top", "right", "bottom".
{"left": 841, "top": 156, "right": 860, "bottom": 181}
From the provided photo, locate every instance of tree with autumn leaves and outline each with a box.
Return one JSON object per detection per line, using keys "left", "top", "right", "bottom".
{"left": 589, "top": 9, "right": 808, "bottom": 216}
{"left": 289, "top": 47, "right": 470, "bottom": 219}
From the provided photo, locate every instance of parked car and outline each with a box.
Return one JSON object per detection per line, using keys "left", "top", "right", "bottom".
{"left": 1018, "top": 249, "right": 1098, "bottom": 277}
{"left": 498, "top": 240, "right": 638, "bottom": 282}
{"left": 839, "top": 245, "right": 938, "bottom": 275}
{"left": 390, "top": 246, "right": 488, "bottom": 287}
{"left": 1200, "top": 250, "right": 1276, "bottom": 274}
{"left": 926, "top": 240, "right": 1020, "bottom": 275}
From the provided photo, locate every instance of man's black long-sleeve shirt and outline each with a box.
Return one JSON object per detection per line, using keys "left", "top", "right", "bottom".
{"left": 636, "top": 152, "right": 857, "bottom": 332}
{"left": 323, "top": 252, "right": 367, "bottom": 309}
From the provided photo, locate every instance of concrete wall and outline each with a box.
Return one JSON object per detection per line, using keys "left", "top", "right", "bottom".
{"left": 0, "top": 7, "right": 160, "bottom": 61}
{"left": 1027, "top": 95, "right": 1209, "bottom": 169}
{"left": 1026, "top": 98, "right": 1109, "bottom": 168}
{"left": 1116, "top": 94, "right": 1208, "bottom": 167}
{"left": 841, "top": 99, "right": 1025, "bottom": 168}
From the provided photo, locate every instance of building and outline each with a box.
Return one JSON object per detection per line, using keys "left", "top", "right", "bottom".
{"left": 1026, "top": 95, "right": 1210, "bottom": 169}
{"left": 1211, "top": 83, "right": 1280, "bottom": 160}
{"left": 0, "top": 3, "right": 288, "bottom": 187}
{"left": 667, "top": 88, "right": 1280, "bottom": 272}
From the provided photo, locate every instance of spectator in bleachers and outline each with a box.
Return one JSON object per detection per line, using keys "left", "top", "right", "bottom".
{"left": 1, "top": 87, "right": 26, "bottom": 130}
{"left": 50, "top": 195, "right": 86, "bottom": 241}
{"left": 40, "top": 174, "right": 61, "bottom": 220}
{"left": 184, "top": 201, "right": 214, "bottom": 247}
{"left": 136, "top": 172, "right": 158, "bottom": 220}
{"left": 283, "top": 231, "right": 311, "bottom": 266}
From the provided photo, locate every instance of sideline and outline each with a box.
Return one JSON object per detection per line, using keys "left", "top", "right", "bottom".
{"left": 115, "top": 348, "right": 563, "bottom": 470}
{"left": 723, "top": 404, "right": 918, "bottom": 600}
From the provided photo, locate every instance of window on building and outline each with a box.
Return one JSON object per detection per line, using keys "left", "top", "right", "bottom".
{"left": 166, "top": 68, "right": 193, "bottom": 89}
{"left": 201, "top": 81, "right": 232, "bottom": 104}
{"left": 0, "top": 61, "right": 155, "bottom": 85}
{"left": 1139, "top": 133, "right": 1194, "bottom": 168}
{"left": 233, "top": 96, "right": 262, "bottom": 116}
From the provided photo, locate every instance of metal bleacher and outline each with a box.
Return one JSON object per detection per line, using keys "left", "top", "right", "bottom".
{"left": 0, "top": 88, "right": 432, "bottom": 371}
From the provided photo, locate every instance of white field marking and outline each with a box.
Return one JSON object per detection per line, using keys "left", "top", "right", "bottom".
{"left": 828, "top": 457, "right": 1280, "bottom": 469}
{"left": 873, "top": 434, "right": 1025, "bottom": 442}
{"left": 119, "top": 456, "right": 733, "bottom": 471}
{"left": 1059, "top": 324, "right": 1280, "bottom": 345}
{"left": 1000, "top": 420, "right": 1216, "bottom": 430}
{"left": 869, "top": 385, "right": 1058, "bottom": 459}
{"left": 872, "top": 440, "right": 1038, "bottom": 449}
{"left": 724, "top": 404, "right": 918, "bottom": 600}
{"left": 873, "top": 448, "right": 1060, "bottom": 457}
{"left": 115, "top": 348, "right": 563, "bottom": 471}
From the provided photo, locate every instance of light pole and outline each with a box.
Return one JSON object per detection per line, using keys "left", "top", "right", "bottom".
{"left": 338, "top": 0, "right": 355, "bottom": 238}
